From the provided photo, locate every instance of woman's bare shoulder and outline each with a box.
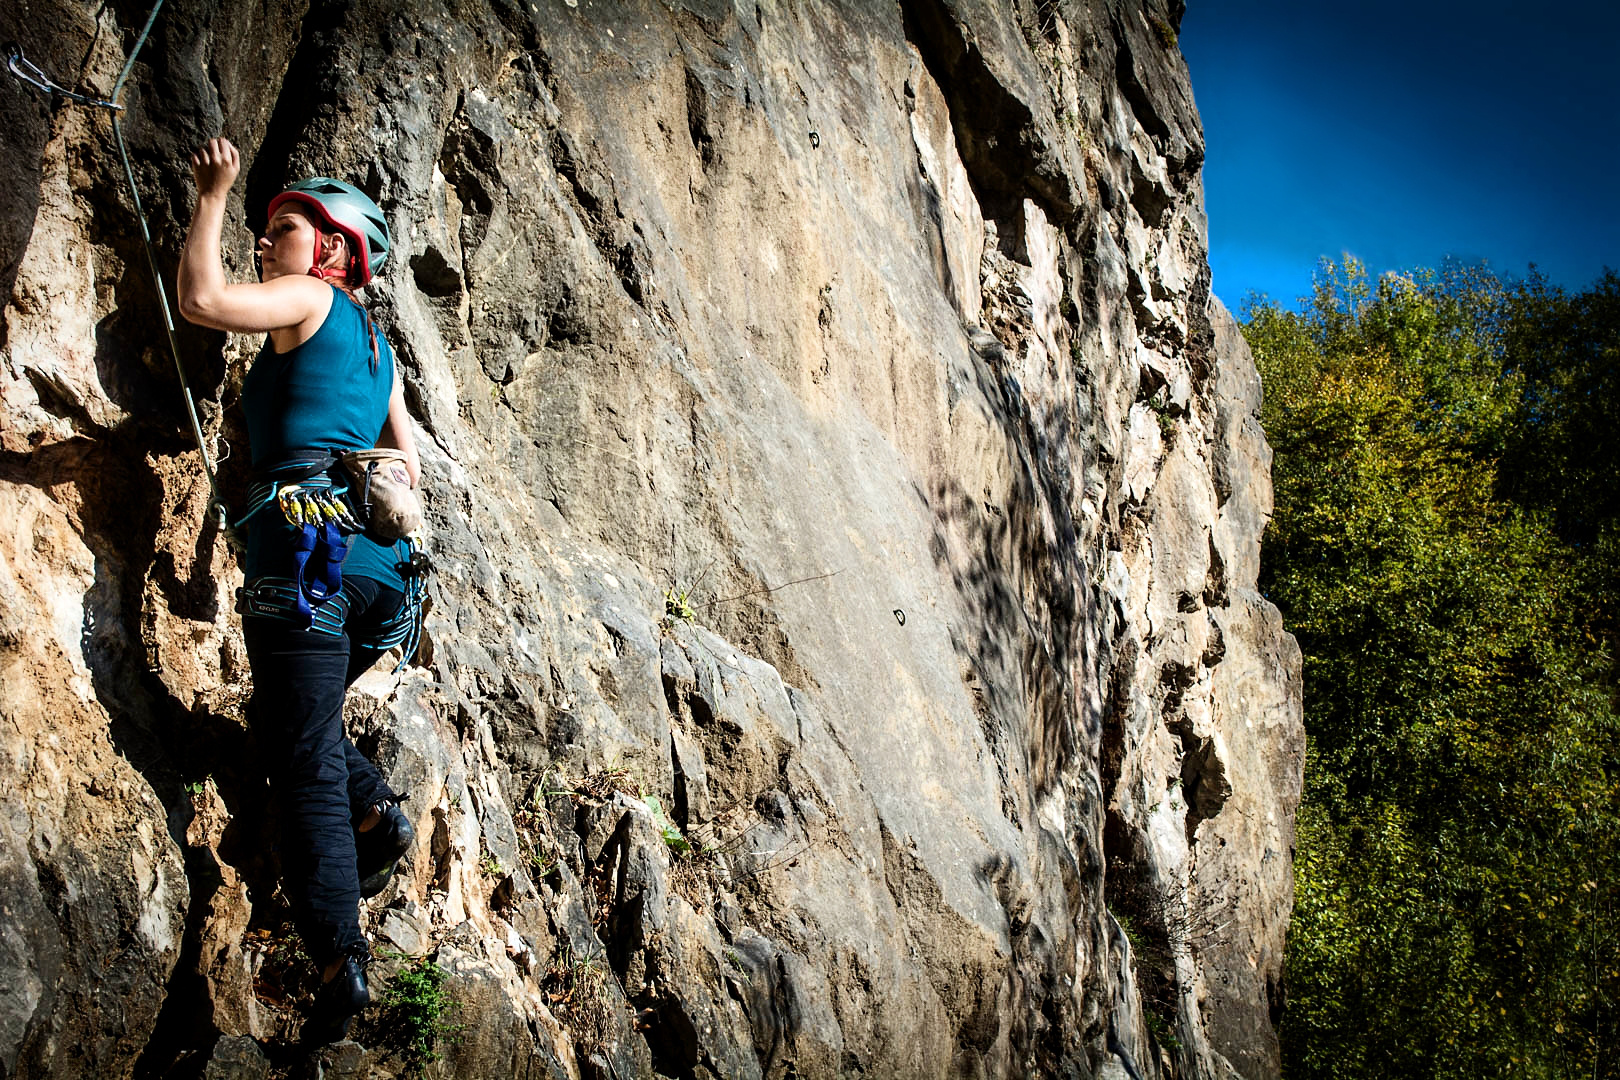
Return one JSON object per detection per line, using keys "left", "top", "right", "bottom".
{"left": 184, "top": 272, "right": 335, "bottom": 334}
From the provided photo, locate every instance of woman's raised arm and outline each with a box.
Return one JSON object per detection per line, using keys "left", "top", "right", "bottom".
{"left": 177, "top": 138, "right": 328, "bottom": 333}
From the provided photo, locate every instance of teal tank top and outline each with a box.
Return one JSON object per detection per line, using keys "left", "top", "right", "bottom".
{"left": 240, "top": 285, "right": 409, "bottom": 591}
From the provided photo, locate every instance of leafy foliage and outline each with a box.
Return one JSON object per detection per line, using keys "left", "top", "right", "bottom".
{"left": 378, "top": 953, "right": 461, "bottom": 1077}
{"left": 543, "top": 943, "right": 614, "bottom": 1056}
{"left": 1497, "top": 271, "right": 1620, "bottom": 660}
{"left": 641, "top": 791, "right": 692, "bottom": 855}
{"left": 1245, "top": 260, "right": 1620, "bottom": 1078}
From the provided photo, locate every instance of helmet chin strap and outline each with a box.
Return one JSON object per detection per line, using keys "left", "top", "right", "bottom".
{"left": 306, "top": 226, "right": 353, "bottom": 281}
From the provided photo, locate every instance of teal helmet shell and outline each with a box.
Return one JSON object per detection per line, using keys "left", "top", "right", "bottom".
{"left": 267, "top": 177, "right": 391, "bottom": 284}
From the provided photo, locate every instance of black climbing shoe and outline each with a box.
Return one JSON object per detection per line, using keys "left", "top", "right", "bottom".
{"left": 356, "top": 802, "right": 414, "bottom": 899}
{"left": 304, "top": 952, "right": 370, "bottom": 1046}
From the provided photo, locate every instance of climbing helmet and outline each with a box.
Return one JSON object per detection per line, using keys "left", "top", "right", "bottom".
{"left": 267, "top": 177, "right": 391, "bottom": 285}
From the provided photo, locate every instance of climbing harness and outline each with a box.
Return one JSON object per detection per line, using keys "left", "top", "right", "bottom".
{"left": 230, "top": 454, "right": 429, "bottom": 669}
{"left": 241, "top": 457, "right": 352, "bottom": 628}
{"left": 6, "top": 0, "right": 232, "bottom": 543}
{"left": 236, "top": 561, "right": 429, "bottom": 672}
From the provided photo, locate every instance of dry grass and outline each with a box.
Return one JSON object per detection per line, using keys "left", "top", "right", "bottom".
{"left": 542, "top": 943, "right": 615, "bottom": 1057}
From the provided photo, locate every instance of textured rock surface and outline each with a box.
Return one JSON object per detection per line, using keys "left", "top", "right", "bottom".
{"left": 0, "top": 0, "right": 1302, "bottom": 1077}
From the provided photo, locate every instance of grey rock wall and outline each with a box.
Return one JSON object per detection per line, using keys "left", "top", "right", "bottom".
{"left": 0, "top": 1, "right": 1302, "bottom": 1077}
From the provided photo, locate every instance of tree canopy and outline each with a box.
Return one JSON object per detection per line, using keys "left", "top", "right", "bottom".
{"left": 1244, "top": 261, "right": 1620, "bottom": 1079}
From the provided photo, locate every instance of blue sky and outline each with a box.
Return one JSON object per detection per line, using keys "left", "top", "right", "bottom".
{"left": 1179, "top": 2, "right": 1620, "bottom": 311}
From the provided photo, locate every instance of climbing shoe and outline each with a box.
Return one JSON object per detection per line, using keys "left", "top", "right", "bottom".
{"left": 356, "top": 802, "right": 414, "bottom": 900}
{"left": 304, "top": 951, "right": 370, "bottom": 1045}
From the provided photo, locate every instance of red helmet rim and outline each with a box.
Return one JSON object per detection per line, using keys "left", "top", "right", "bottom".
{"left": 265, "top": 191, "right": 373, "bottom": 283}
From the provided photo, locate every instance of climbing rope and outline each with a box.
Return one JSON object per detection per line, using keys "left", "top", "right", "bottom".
{"left": 6, "top": 0, "right": 235, "bottom": 542}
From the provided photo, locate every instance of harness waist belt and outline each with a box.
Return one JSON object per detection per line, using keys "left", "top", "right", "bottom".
{"left": 237, "top": 572, "right": 426, "bottom": 666}
{"left": 238, "top": 577, "right": 349, "bottom": 637}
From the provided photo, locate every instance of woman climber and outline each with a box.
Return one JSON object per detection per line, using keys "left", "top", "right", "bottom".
{"left": 178, "top": 136, "right": 420, "bottom": 1042}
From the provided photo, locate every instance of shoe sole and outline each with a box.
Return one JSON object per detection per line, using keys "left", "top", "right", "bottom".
{"left": 357, "top": 814, "right": 414, "bottom": 899}
{"left": 358, "top": 863, "right": 396, "bottom": 899}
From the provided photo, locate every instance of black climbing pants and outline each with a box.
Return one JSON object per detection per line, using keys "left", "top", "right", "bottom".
{"left": 243, "top": 575, "right": 405, "bottom": 966}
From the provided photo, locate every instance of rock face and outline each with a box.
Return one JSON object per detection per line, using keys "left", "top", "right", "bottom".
{"left": 0, "top": 1, "right": 1303, "bottom": 1077}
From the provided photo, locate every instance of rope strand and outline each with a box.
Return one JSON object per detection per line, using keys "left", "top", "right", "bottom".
{"left": 112, "top": 112, "right": 227, "bottom": 525}
{"left": 113, "top": 0, "right": 166, "bottom": 101}
{"left": 5, "top": 1, "right": 234, "bottom": 540}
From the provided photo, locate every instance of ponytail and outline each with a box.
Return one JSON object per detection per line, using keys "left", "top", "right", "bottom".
{"left": 309, "top": 227, "right": 382, "bottom": 373}
{"left": 330, "top": 278, "right": 381, "bottom": 374}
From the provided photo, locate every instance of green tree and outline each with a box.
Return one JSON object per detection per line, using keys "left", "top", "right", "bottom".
{"left": 1497, "top": 271, "right": 1620, "bottom": 661}
{"left": 1245, "top": 260, "right": 1620, "bottom": 1079}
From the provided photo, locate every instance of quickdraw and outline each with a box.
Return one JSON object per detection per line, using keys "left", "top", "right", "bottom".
{"left": 4, "top": 44, "right": 122, "bottom": 110}
{"left": 277, "top": 485, "right": 363, "bottom": 532}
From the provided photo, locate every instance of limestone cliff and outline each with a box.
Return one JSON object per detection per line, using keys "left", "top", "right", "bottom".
{"left": 0, "top": 1, "right": 1303, "bottom": 1077}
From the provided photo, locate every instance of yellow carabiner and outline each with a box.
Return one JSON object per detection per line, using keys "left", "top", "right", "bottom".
{"left": 279, "top": 487, "right": 305, "bottom": 526}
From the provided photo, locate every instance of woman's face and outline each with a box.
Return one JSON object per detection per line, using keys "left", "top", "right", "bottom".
{"left": 259, "top": 206, "right": 319, "bottom": 280}
{"left": 259, "top": 205, "right": 344, "bottom": 280}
